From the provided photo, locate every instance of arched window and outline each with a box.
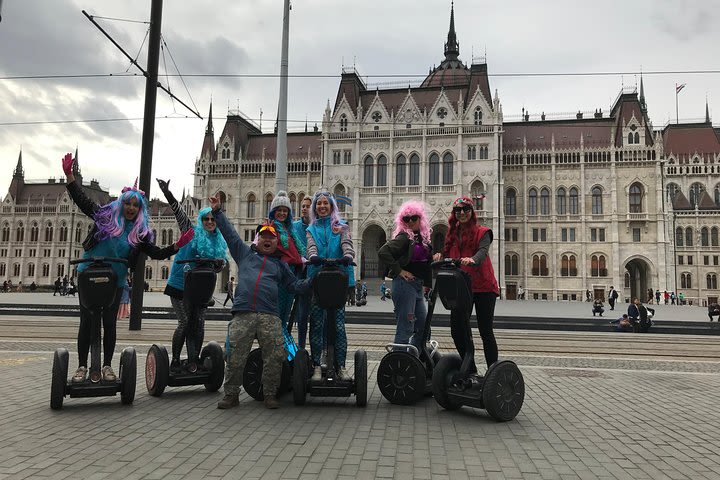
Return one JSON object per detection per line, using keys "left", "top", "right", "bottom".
{"left": 75, "top": 223, "right": 82, "bottom": 243}
{"left": 528, "top": 188, "right": 538, "bottom": 215}
{"left": 13, "top": 263, "right": 20, "bottom": 276}
{"left": 471, "top": 181, "right": 485, "bottom": 210}
{"left": 339, "top": 114, "right": 348, "bottom": 132}
{"left": 681, "top": 272, "right": 692, "bottom": 289}
{"left": 629, "top": 182, "right": 643, "bottom": 213}
{"left": 44, "top": 223, "right": 53, "bottom": 242}
{"left": 376, "top": 155, "right": 387, "bottom": 187}
{"left": 504, "top": 254, "right": 519, "bottom": 276}
{"left": 634, "top": 132, "right": 640, "bottom": 144}
{"left": 161, "top": 230, "right": 167, "bottom": 245}
{"left": 152, "top": 229, "right": 157, "bottom": 242}
{"left": 30, "top": 223, "right": 39, "bottom": 242}
{"left": 296, "top": 193, "right": 305, "bottom": 217}
{"left": 474, "top": 107, "right": 483, "bottom": 125}
{"left": 442, "top": 152, "right": 453, "bottom": 185}
{"left": 16, "top": 222, "right": 24, "bottom": 242}
{"left": 712, "top": 227, "right": 719, "bottom": 247}
{"left": 556, "top": 188, "right": 567, "bottom": 215}
{"left": 334, "top": 184, "right": 346, "bottom": 213}
{"left": 591, "top": 187, "right": 603, "bottom": 214}
{"left": 409, "top": 154, "right": 420, "bottom": 186}
{"left": 265, "top": 193, "right": 273, "bottom": 216}
{"left": 685, "top": 227, "right": 693, "bottom": 247}
{"left": 675, "top": 227, "right": 684, "bottom": 246}
{"left": 247, "top": 193, "right": 256, "bottom": 218}
{"left": 0, "top": 263, "right": 5, "bottom": 276}
{"left": 27, "top": 263, "right": 35, "bottom": 277}
{"left": 217, "top": 191, "right": 227, "bottom": 211}
{"left": 701, "top": 227, "right": 710, "bottom": 247}
{"left": 531, "top": 254, "right": 548, "bottom": 276}
{"left": 628, "top": 132, "right": 634, "bottom": 144}
{"left": 396, "top": 155, "right": 407, "bottom": 186}
{"left": 569, "top": 187, "right": 579, "bottom": 214}
{"left": 57, "top": 263, "right": 64, "bottom": 277}
{"left": 1, "top": 223, "right": 9, "bottom": 242}
{"left": 505, "top": 188, "right": 517, "bottom": 215}
{"left": 161, "top": 265, "right": 169, "bottom": 280}
{"left": 591, "top": 254, "right": 607, "bottom": 277}
{"left": 145, "top": 265, "right": 153, "bottom": 280}
{"left": 561, "top": 254, "right": 577, "bottom": 277}
{"left": 624, "top": 272, "right": 631, "bottom": 288}
{"left": 428, "top": 153, "right": 440, "bottom": 185}
{"left": 363, "top": 155, "right": 374, "bottom": 187}
{"left": 540, "top": 188, "right": 550, "bottom": 215}
{"left": 666, "top": 183, "right": 680, "bottom": 203}
{"left": 689, "top": 183, "right": 705, "bottom": 208}
{"left": 707, "top": 273, "right": 718, "bottom": 290}
{"left": 42, "top": 264, "right": 49, "bottom": 277}
{"left": 59, "top": 223, "right": 68, "bottom": 242}
{"left": 167, "top": 229, "right": 173, "bottom": 245}
{"left": 569, "top": 255, "right": 577, "bottom": 276}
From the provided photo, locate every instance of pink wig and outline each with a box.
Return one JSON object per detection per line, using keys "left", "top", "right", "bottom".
{"left": 392, "top": 200, "right": 431, "bottom": 244}
{"left": 93, "top": 189, "right": 153, "bottom": 247}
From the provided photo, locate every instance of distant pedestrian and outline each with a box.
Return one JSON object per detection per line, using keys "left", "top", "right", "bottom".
{"left": 678, "top": 292, "right": 685, "bottom": 305}
{"left": 592, "top": 298, "right": 605, "bottom": 317}
{"left": 30, "top": 281, "right": 37, "bottom": 292}
{"left": 2, "top": 281, "right": 7, "bottom": 292}
{"left": 17, "top": 281, "right": 23, "bottom": 292}
{"left": 708, "top": 303, "right": 720, "bottom": 322}
{"left": 663, "top": 291, "right": 669, "bottom": 305}
{"left": 223, "top": 276, "right": 235, "bottom": 307}
{"left": 62, "top": 275, "right": 69, "bottom": 295}
{"left": 670, "top": 292, "right": 676, "bottom": 305}
{"left": 53, "top": 277, "right": 62, "bottom": 296}
{"left": 655, "top": 289, "right": 661, "bottom": 305}
{"left": 586, "top": 289, "right": 592, "bottom": 302}
{"left": 380, "top": 281, "right": 387, "bottom": 301}
{"left": 608, "top": 285, "right": 618, "bottom": 310}
{"left": 518, "top": 285, "right": 525, "bottom": 300}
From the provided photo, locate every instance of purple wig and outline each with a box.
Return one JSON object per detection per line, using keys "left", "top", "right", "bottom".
{"left": 93, "top": 189, "right": 153, "bottom": 247}
{"left": 392, "top": 200, "right": 431, "bottom": 244}
{"left": 309, "top": 189, "right": 348, "bottom": 232}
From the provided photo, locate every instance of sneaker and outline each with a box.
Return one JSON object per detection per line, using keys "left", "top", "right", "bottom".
{"left": 337, "top": 368, "right": 352, "bottom": 382}
{"left": 71, "top": 366, "right": 87, "bottom": 383}
{"left": 217, "top": 394, "right": 239, "bottom": 409}
{"left": 170, "top": 359, "right": 182, "bottom": 374}
{"left": 263, "top": 395, "right": 279, "bottom": 409}
{"left": 311, "top": 366, "right": 322, "bottom": 382}
{"left": 102, "top": 365, "right": 117, "bottom": 382}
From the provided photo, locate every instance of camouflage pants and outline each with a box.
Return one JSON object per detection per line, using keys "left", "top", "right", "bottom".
{"left": 224, "top": 312, "right": 285, "bottom": 396}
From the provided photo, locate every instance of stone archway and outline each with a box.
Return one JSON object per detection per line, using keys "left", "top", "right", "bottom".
{"left": 624, "top": 257, "right": 652, "bottom": 303}
{"left": 361, "top": 225, "right": 387, "bottom": 279}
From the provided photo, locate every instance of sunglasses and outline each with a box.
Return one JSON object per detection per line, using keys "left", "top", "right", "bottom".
{"left": 402, "top": 215, "right": 420, "bottom": 223}
{"left": 452, "top": 205, "right": 473, "bottom": 214}
{"left": 202, "top": 217, "right": 216, "bottom": 223}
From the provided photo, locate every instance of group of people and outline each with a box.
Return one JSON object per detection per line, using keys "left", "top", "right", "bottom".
{"left": 610, "top": 298, "right": 655, "bottom": 332}
{"left": 53, "top": 276, "right": 77, "bottom": 297}
{"left": 60, "top": 152, "right": 502, "bottom": 410}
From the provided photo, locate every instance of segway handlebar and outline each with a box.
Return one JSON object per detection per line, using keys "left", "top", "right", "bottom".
{"left": 431, "top": 258, "right": 481, "bottom": 269}
{"left": 70, "top": 257, "right": 128, "bottom": 266}
{"left": 177, "top": 257, "right": 225, "bottom": 272}
{"left": 308, "top": 257, "right": 357, "bottom": 267}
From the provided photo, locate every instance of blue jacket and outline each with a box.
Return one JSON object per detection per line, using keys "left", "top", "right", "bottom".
{"left": 214, "top": 209, "right": 309, "bottom": 316}
{"left": 292, "top": 218, "right": 310, "bottom": 251}
{"left": 306, "top": 217, "right": 355, "bottom": 286}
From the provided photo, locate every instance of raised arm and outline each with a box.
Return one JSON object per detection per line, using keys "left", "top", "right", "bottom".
{"left": 63, "top": 153, "right": 100, "bottom": 219}
{"left": 156, "top": 178, "right": 192, "bottom": 232}
{"left": 209, "top": 194, "right": 249, "bottom": 264}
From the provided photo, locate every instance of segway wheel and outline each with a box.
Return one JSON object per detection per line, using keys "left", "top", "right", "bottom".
{"left": 50, "top": 348, "right": 69, "bottom": 410}
{"left": 145, "top": 344, "right": 169, "bottom": 397}
{"left": 293, "top": 349, "right": 309, "bottom": 406}
{"left": 119, "top": 347, "right": 137, "bottom": 405}
{"left": 431, "top": 353, "right": 462, "bottom": 411}
{"left": 201, "top": 342, "right": 225, "bottom": 392}
{"left": 243, "top": 348, "right": 265, "bottom": 401}
{"left": 482, "top": 361, "right": 525, "bottom": 422}
{"left": 354, "top": 349, "right": 368, "bottom": 407}
{"left": 377, "top": 351, "right": 425, "bottom": 405}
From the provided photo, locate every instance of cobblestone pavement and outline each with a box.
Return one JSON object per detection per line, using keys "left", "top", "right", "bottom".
{"left": 1, "top": 326, "right": 719, "bottom": 480}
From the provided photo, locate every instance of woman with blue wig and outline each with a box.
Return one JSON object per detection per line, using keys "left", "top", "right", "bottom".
{"left": 157, "top": 179, "right": 227, "bottom": 372}
{"left": 306, "top": 189, "right": 355, "bottom": 381}
{"left": 62, "top": 154, "right": 194, "bottom": 384}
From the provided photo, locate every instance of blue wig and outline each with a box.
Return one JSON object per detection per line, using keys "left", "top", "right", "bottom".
{"left": 193, "top": 207, "right": 228, "bottom": 259}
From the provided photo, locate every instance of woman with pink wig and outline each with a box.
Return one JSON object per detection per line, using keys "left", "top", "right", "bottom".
{"left": 378, "top": 200, "right": 433, "bottom": 352}
{"left": 62, "top": 153, "right": 193, "bottom": 384}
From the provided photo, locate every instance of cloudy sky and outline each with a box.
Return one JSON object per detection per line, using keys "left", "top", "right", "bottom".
{"left": 0, "top": 0, "right": 717, "bottom": 199}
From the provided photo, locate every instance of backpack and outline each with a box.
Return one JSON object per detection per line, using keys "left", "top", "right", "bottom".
{"left": 612, "top": 290, "right": 618, "bottom": 300}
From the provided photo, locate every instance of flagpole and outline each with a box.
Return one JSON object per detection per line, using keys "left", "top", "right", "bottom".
{"left": 675, "top": 84, "right": 679, "bottom": 124}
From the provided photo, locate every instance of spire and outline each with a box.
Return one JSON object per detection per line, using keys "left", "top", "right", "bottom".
{"left": 205, "top": 101, "right": 214, "bottom": 136}
{"left": 639, "top": 74, "right": 646, "bottom": 112}
{"left": 181, "top": 186, "right": 186, "bottom": 203}
{"left": 72, "top": 146, "right": 81, "bottom": 177}
{"left": 13, "top": 149, "right": 24, "bottom": 178}
{"left": 444, "top": 2, "right": 459, "bottom": 61}
{"left": 706, "top": 97, "right": 711, "bottom": 124}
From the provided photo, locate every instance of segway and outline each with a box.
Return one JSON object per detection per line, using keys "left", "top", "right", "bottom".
{"left": 241, "top": 327, "right": 296, "bottom": 401}
{"left": 145, "top": 258, "right": 225, "bottom": 397}
{"left": 50, "top": 257, "right": 137, "bottom": 409}
{"left": 293, "top": 258, "right": 367, "bottom": 407}
{"left": 377, "top": 283, "right": 442, "bottom": 405}
{"left": 430, "top": 259, "right": 525, "bottom": 421}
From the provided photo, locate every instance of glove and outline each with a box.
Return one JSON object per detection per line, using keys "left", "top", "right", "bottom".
{"left": 175, "top": 229, "right": 195, "bottom": 249}
{"left": 62, "top": 153, "right": 74, "bottom": 176}
{"left": 339, "top": 255, "right": 353, "bottom": 266}
{"left": 308, "top": 255, "right": 321, "bottom": 265}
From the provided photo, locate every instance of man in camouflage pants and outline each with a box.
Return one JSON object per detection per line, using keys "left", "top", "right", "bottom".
{"left": 210, "top": 194, "right": 310, "bottom": 409}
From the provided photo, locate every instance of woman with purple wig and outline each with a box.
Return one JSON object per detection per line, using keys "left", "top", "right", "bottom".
{"left": 305, "top": 189, "right": 355, "bottom": 381}
{"left": 378, "top": 200, "right": 433, "bottom": 353}
{"left": 62, "top": 153, "right": 194, "bottom": 384}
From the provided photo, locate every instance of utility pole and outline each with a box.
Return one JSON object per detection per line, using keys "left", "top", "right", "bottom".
{"left": 274, "top": 0, "right": 290, "bottom": 193}
{"left": 129, "top": 0, "right": 163, "bottom": 331}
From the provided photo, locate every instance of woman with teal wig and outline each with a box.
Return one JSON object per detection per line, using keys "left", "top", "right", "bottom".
{"left": 157, "top": 179, "right": 228, "bottom": 372}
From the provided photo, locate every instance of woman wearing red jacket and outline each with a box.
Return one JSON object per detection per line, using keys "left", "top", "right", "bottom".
{"left": 434, "top": 196, "right": 500, "bottom": 372}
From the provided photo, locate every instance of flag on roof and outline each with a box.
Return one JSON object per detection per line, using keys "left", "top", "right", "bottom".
{"left": 335, "top": 194, "right": 352, "bottom": 206}
{"left": 676, "top": 83, "right": 686, "bottom": 94}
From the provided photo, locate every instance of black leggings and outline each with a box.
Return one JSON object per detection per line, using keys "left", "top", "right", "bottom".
{"left": 449, "top": 292, "right": 498, "bottom": 372}
{"left": 170, "top": 297, "right": 206, "bottom": 361}
{"left": 77, "top": 287, "right": 122, "bottom": 368}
